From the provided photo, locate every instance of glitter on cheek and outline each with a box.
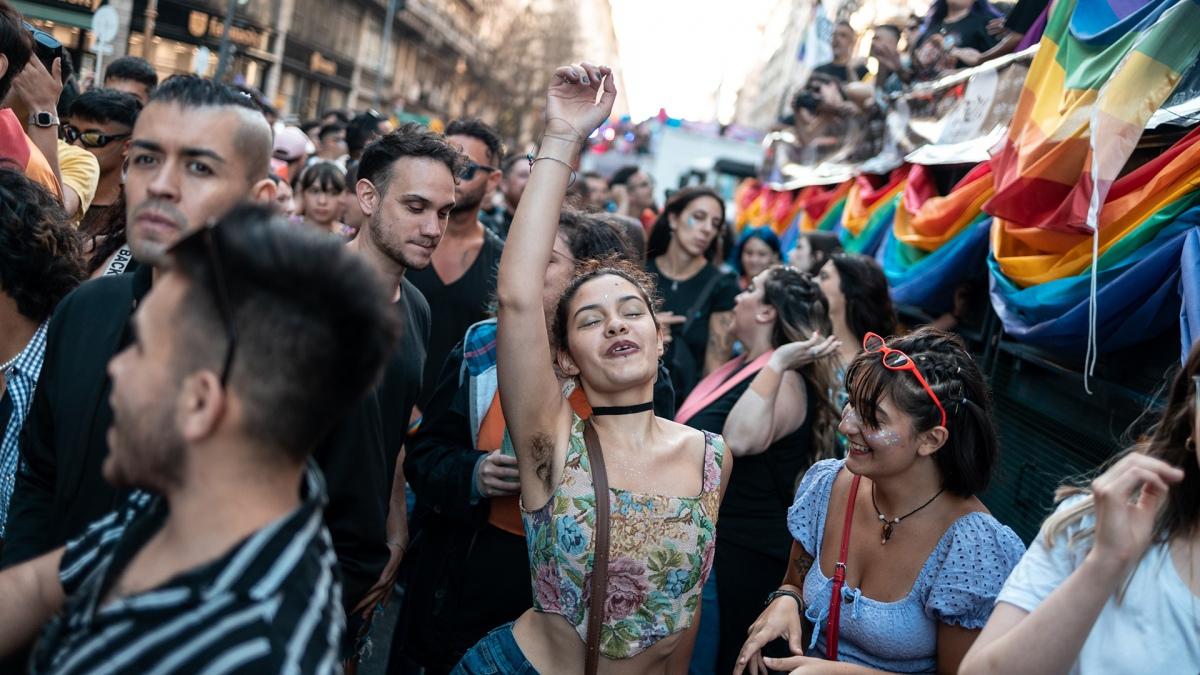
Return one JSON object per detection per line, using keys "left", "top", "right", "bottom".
{"left": 687, "top": 215, "right": 696, "bottom": 228}
{"left": 865, "top": 428, "right": 902, "bottom": 446}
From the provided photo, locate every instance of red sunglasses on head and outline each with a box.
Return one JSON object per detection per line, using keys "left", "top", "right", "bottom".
{"left": 862, "top": 332, "right": 947, "bottom": 428}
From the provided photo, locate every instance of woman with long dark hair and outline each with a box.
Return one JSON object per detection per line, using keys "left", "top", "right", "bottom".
{"left": 735, "top": 328, "right": 1024, "bottom": 674}
{"left": 961, "top": 340, "right": 1200, "bottom": 674}
{"left": 817, "top": 254, "right": 897, "bottom": 369}
{"left": 675, "top": 265, "right": 840, "bottom": 674}
{"left": 645, "top": 186, "right": 740, "bottom": 406}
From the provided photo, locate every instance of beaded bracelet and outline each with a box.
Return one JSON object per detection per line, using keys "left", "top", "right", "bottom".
{"left": 764, "top": 588, "right": 804, "bottom": 612}
{"left": 527, "top": 152, "right": 578, "bottom": 188}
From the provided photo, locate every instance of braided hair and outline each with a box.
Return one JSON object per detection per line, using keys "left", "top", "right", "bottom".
{"left": 760, "top": 265, "right": 840, "bottom": 460}
{"left": 844, "top": 327, "right": 997, "bottom": 496}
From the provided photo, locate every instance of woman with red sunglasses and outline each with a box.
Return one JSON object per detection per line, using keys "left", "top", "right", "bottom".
{"left": 735, "top": 327, "right": 1025, "bottom": 674}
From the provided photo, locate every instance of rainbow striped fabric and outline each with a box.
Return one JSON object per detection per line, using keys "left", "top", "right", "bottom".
{"left": 987, "top": 0, "right": 1200, "bottom": 234}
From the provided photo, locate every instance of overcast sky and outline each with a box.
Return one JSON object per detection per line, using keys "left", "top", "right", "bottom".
{"left": 609, "top": 0, "right": 777, "bottom": 122}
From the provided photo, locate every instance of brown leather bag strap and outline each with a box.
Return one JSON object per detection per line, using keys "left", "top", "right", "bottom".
{"left": 583, "top": 419, "right": 610, "bottom": 675}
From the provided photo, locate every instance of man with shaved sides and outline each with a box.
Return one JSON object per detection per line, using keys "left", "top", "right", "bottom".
{"left": 0, "top": 76, "right": 278, "bottom": 566}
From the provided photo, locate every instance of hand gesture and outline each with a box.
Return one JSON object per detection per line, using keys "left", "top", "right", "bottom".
{"left": 734, "top": 594, "right": 807, "bottom": 675}
{"left": 476, "top": 450, "right": 521, "bottom": 498}
{"left": 950, "top": 47, "right": 983, "bottom": 67}
{"left": 12, "top": 55, "right": 62, "bottom": 114}
{"left": 771, "top": 332, "right": 840, "bottom": 372}
{"left": 871, "top": 41, "right": 903, "bottom": 72}
{"left": 658, "top": 311, "right": 686, "bottom": 345}
{"left": 1088, "top": 453, "right": 1183, "bottom": 570}
{"left": 987, "top": 17, "right": 1010, "bottom": 38}
{"left": 546, "top": 62, "right": 617, "bottom": 142}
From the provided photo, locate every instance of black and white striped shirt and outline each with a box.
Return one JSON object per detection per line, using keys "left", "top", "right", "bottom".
{"left": 30, "top": 464, "right": 344, "bottom": 674}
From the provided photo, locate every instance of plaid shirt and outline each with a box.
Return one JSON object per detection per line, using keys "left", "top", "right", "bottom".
{"left": 0, "top": 320, "right": 49, "bottom": 538}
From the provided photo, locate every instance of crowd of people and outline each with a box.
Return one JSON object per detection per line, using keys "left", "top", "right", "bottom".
{"left": 0, "top": 0, "right": 1197, "bottom": 673}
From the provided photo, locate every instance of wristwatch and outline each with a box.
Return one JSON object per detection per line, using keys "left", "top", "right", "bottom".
{"left": 28, "top": 111, "right": 59, "bottom": 128}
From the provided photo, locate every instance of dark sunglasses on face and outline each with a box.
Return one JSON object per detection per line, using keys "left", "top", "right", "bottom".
{"left": 62, "top": 124, "right": 130, "bottom": 148}
{"left": 459, "top": 160, "right": 498, "bottom": 181}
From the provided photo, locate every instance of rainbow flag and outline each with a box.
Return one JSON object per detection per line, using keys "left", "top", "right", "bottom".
{"left": 987, "top": 0, "right": 1200, "bottom": 234}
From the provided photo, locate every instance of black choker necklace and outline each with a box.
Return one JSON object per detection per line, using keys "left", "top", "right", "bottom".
{"left": 590, "top": 402, "right": 654, "bottom": 416}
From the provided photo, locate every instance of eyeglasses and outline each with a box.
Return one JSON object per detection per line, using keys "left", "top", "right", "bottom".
{"left": 61, "top": 124, "right": 130, "bottom": 148}
{"left": 459, "top": 160, "right": 498, "bottom": 181}
{"left": 862, "top": 332, "right": 946, "bottom": 427}
{"left": 172, "top": 222, "right": 238, "bottom": 387}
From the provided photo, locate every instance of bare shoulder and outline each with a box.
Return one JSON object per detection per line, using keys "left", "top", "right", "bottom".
{"left": 654, "top": 417, "right": 710, "bottom": 456}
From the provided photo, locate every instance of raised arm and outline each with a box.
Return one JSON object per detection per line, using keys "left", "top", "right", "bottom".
{"left": 959, "top": 454, "right": 1184, "bottom": 675}
{"left": 495, "top": 63, "right": 616, "bottom": 506}
{"left": 723, "top": 335, "right": 838, "bottom": 457}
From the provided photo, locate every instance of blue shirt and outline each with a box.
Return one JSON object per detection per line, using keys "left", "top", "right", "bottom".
{"left": 788, "top": 459, "right": 1025, "bottom": 673}
{"left": 0, "top": 321, "right": 49, "bottom": 538}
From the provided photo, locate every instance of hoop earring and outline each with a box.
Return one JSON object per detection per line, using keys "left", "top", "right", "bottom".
{"left": 1188, "top": 436, "right": 1196, "bottom": 452}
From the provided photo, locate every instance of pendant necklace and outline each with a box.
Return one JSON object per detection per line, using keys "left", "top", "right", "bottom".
{"left": 871, "top": 483, "right": 944, "bottom": 544}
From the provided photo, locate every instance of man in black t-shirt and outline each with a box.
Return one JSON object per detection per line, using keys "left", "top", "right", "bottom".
{"left": 343, "top": 122, "right": 468, "bottom": 631}
{"left": 408, "top": 119, "right": 507, "bottom": 413}
{"left": 813, "top": 21, "right": 869, "bottom": 84}
{"left": 913, "top": 5, "right": 1000, "bottom": 80}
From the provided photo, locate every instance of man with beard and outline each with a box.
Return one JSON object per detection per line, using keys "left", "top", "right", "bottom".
{"left": 407, "top": 119, "right": 505, "bottom": 413}
{"left": 1, "top": 76, "right": 277, "bottom": 578}
{"left": 0, "top": 205, "right": 399, "bottom": 673}
{"left": 338, "top": 123, "right": 464, "bottom": 650}
{"left": 1, "top": 77, "right": 414, "bottom": 668}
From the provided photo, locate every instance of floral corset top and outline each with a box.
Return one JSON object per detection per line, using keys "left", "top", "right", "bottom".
{"left": 521, "top": 414, "right": 724, "bottom": 659}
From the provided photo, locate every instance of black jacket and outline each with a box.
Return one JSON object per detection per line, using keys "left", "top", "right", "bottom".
{"left": 2, "top": 266, "right": 390, "bottom": 615}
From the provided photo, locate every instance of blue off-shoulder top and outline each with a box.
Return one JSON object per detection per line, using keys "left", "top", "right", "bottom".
{"left": 787, "top": 459, "right": 1025, "bottom": 674}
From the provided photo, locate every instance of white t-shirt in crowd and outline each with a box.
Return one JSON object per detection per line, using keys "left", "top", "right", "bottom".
{"left": 996, "top": 496, "right": 1200, "bottom": 675}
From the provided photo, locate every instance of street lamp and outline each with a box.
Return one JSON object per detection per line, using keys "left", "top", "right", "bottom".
{"left": 373, "top": 0, "right": 405, "bottom": 110}
{"left": 216, "top": 0, "right": 250, "bottom": 81}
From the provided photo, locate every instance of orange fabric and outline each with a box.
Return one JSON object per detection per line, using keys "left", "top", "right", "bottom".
{"left": 478, "top": 390, "right": 524, "bottom": 536}
{"left": 479, "top": 384, "right": 595, "bottom": 537}
{"left": 895, "top": 165, "right": 995, "bottom": 252}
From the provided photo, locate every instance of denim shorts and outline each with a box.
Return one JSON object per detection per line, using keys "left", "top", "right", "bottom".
{"left": 451, "top": 622, "right": 541, "bottom": 675}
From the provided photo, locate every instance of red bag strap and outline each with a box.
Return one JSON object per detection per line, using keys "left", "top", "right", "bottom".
{"left": 583, "top": 419, "right": 610, "bottom": 675}
{"left": 826, "top": 473, "right": 861, "bottom": 661}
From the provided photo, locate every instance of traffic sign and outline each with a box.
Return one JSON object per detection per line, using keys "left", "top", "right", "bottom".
{"left": 91, "top": 5, "right": 118, "bottom": 44}
{"left": 193, "top": 46, "right": 211, "bottom": 75}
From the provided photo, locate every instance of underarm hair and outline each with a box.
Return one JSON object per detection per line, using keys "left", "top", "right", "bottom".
{"left": 530, "top": 431, "right": 555, "bottom": 490}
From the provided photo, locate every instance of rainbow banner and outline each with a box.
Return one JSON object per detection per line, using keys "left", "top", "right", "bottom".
{"left": 987, "top": 0, "right": 1200, "bottom": 233}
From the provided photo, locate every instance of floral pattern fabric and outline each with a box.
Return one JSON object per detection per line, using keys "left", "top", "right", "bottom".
{"left": 522, "top": 414, "right": 724, "bottom": 659}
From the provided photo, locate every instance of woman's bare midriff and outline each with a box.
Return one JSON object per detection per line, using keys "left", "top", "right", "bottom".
{"left": 511, "top": 609, "right": 690, "bottom": 675}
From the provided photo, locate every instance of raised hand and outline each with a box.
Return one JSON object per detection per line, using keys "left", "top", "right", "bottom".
{"left": 658, "top": 311, "right": 686, "bottom": 345}
{"left": 771, "top": 332, "right": 840, "bottom": 372}
{"left": 546, "top": 62, "right": 617, "bottom": 143}
{"left": 1088, "top": 453, "right": 1183, "bottom": 570}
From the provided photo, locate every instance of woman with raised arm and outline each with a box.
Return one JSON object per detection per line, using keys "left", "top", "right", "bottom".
{"left": 960, "top": 340, "right": 1200, "bottom": 675}
{"left": 452, "top": 63, "right": 731, "bottom": 675}
{"left": 673, "top": 264, "right": 840, "bottom": 674}
{"left": 734, "top": 328, "right": 1024, "bottom": 675}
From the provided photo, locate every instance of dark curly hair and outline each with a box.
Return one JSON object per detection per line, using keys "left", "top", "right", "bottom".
{"left": 844, "top": 327, "right": 998, "bottom": 496}
{"left": 761, "top": 265, "right": 840, "bottom": 459}
{"left": 552, "top": 256, "right": 661, "bottom": 356}
{"left": 0, "top": 169, "right": 87, "bottom": 321}
{"left": 358, "top": 122, "right": 468, "bottom": 196}
{"left": 645, "top": 185, "right": 726, "bottom": 261}
{"left": 443, "top": 118, "right": 506, "bottom": 166}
